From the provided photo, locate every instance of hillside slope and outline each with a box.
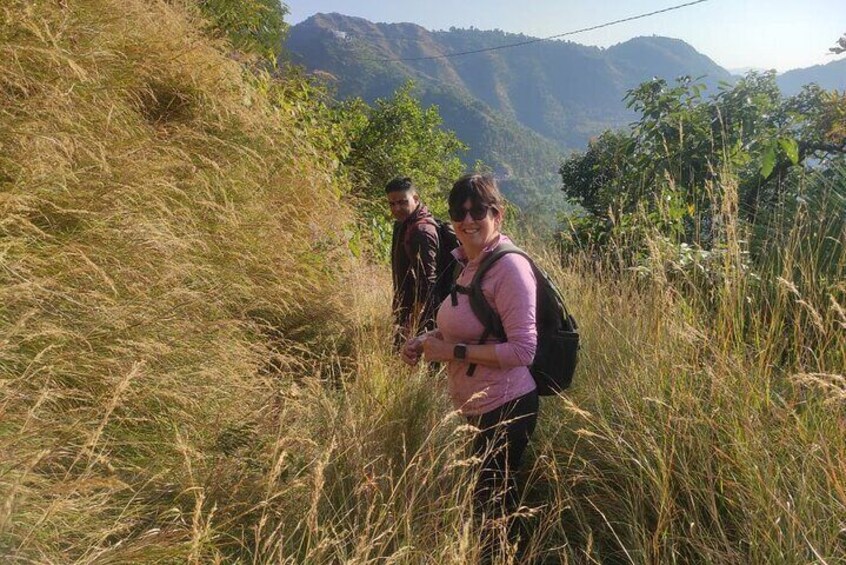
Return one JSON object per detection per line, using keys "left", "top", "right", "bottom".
{"left": 777, "top": 56, "right": 846, "bottom": 94}
{"left": 287, "top": 13, "right": 734, "bottom": 215}
{"left": 2, "top": 3, "right": 844, "bottom": 563}
{"left": 286, "top": 15, "right": 564, "bottom": 213}
{"left": 0, "top": 0, "right": 358, "bottom": 560}
{"left": 288, "top": 14, "right": 734, "bottom": 149}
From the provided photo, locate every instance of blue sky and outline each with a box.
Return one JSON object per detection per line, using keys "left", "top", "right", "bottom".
{"left": 284, "top": 0, "right": 846, "bottom": 72}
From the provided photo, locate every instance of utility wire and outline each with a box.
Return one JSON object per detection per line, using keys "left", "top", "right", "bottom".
{"left": 358, "top": 0, "right": 712, "bottom": 62}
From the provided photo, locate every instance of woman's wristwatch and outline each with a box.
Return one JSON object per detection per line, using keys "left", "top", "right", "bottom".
{"left": 453, "top": 343, "right": 467, "bottom": 360}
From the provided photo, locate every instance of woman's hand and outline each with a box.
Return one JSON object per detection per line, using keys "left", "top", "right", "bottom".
{"left": 421, "top": 335, "right": 453, "bottom": 363}
{"left": 401, "top": 335, "right": 425, "bottom": 366}
{"left": 401, "top": 330, "right": 449, "bottom": 366}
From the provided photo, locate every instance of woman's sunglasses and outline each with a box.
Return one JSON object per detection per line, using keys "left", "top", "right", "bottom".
{"left": 449, "top": 204, "right": 492, "bottom": 222}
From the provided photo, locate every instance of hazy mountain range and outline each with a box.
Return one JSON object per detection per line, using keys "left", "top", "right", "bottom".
{"left": 286, "top": 13, "right": 846, "bottom": 213}
{"left": 777, "top": 57, "right": 846, "bottom": 95}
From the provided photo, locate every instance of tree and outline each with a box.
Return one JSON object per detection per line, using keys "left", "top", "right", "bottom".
{"left": 334, "top": 82, "right": 467, "bottom": 258}
{"left": 339, "top": 81, "right": 467, "bottom": 216}
{"left": 196, "top": 0, "right": 288, "bottom": 63}
{"left": 830, "top": 34, "right": 846, "bottom": 54}
{"left": 558, "top": 130, "right": 635, "bottom": 219}
{"left": 559, "top": 73, "right": 845, "bottom": 247}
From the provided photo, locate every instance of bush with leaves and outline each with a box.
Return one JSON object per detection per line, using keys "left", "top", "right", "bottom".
{"left": 336, "top": 82, "right": 467, "bottom": 258}
{"left": 560, "top": 72, "right": 846, "bottom": 250}
{"left": 195, "top": 0, "right": 288, "bottom": 63}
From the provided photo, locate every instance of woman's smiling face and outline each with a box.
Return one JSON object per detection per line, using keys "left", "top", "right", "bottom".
{"left": 451, "top": 199, "right": 501, "bottom": 258}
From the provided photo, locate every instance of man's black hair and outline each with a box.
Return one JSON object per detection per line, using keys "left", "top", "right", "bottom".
{"left": 385, "top": 177, "right": 415, "bottom": 194}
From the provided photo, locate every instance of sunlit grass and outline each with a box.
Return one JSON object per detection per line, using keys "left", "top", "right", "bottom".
{"left": 1, "top": 1, "right": 844, "bottom": 563}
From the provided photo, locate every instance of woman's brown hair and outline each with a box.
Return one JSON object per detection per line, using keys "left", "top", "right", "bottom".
{"left": 448, "top": 174, "right": 505, "bottom": 215}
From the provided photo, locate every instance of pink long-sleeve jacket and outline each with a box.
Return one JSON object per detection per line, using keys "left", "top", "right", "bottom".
{"left": 436, "top": 234, "right": 537, "bottom": 416}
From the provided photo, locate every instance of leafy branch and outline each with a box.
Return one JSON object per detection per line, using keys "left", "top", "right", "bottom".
{"left": 831, "top": 34, "right": 846, "bottom": 55}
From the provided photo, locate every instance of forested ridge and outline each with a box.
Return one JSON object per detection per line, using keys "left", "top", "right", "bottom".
{"left": 1, "top": 2, "right": 844, "bottom": 563}
{"left": 287, "top": 13, "right": 734, "bottom": 149}
{"left": 287, "top": 13, "right": 846, "bottom": 225}
{"left": 286, "top": 13, "right": 734, "bottom": 220}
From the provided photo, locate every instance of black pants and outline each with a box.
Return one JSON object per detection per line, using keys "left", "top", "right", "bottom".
{"left": 467, "top": 390, "right": 539, "bottom": 560}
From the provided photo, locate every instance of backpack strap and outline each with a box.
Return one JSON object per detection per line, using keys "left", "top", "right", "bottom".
{"left": 449, "top": 260, "right": 465, "bottom": 307}
{"left": 464, "top": 242, "right": 527, "bottom": 376}
{"left": 478, "top": 244, "right": 576, "bottom": 325}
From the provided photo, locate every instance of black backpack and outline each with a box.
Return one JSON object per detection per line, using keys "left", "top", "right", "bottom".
{"left": 457, "top": 242, "right": 579, "bottom": 395}
{"left": 404, "top": 217, "right": 460, "bottom": 305}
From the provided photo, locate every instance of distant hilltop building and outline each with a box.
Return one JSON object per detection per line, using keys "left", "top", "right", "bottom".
{"left": 330, "top": 30, "right": 348, "bottom": 41}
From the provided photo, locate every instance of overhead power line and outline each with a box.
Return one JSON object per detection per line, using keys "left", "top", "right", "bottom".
{"left": 358, "top": 0, "right": 712, "bottom": 62}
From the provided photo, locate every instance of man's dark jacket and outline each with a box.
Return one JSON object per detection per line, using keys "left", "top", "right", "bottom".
{"left": 391, "top": 204, "right": 439, "bottom": 339}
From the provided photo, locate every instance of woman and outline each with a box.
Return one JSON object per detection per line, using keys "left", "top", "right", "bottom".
{"left": 401, "top": 173, "right": 538, "bottom": 557}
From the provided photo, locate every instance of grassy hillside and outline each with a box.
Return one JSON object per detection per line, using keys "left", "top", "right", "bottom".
{"left": 2, "top": 1, "right": 844, "bottom": 564}
{"left": 0, "top": 0, "right": 358, "bottom": 560}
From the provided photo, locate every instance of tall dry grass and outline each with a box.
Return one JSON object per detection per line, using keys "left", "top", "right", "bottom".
{"left": 223, "top": 163, "right": 844, "bottom": 563}
{"left": 1, "top": 0, "right": 357, "bottom": 561}
{"left": 2, "top": 1, "right": 844, "bottom": 564}
{"left": 517, "top": 169, "right": 845, "bottom": 563}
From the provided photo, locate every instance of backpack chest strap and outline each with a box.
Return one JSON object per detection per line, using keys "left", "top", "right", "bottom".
{"left": 450, "top": 283, "right": 470, "bottom": 306}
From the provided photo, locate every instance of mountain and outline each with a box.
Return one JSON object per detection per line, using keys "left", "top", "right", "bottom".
{"left": 777, "top": 57, "right": 846, "bottom": 95}
{"left": 285, "top": 14, "right": 735, "bottom": 213}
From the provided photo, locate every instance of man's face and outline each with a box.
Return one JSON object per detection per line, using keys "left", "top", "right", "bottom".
{"left": 387, "top": 189, "right": 419, "bottom": 222}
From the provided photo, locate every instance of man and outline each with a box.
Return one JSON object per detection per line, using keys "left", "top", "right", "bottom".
{"left": 386, "top": 177, "right": 440, "bottom": 347}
